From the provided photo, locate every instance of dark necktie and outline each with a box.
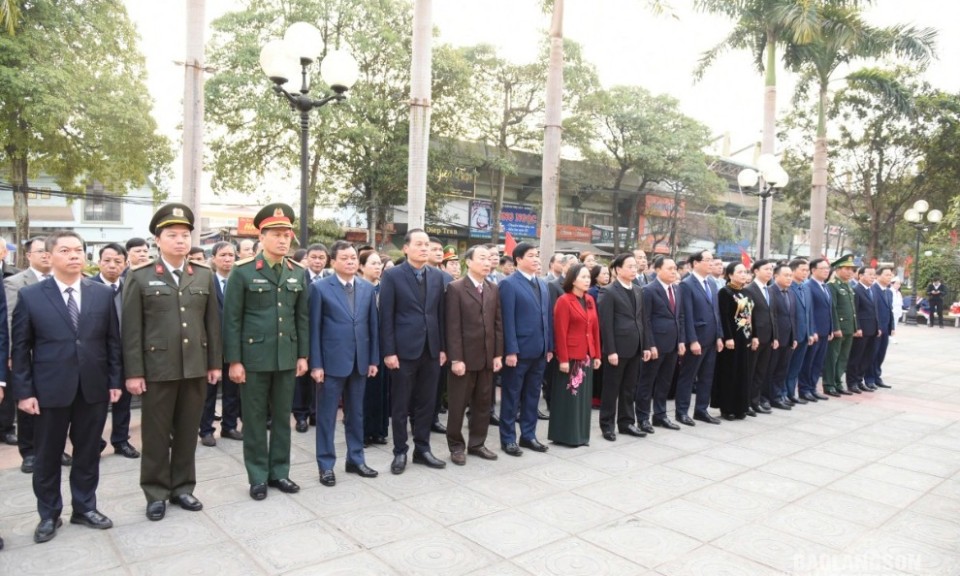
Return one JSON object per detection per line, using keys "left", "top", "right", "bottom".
{"left": 529, "top": 276, "right": 541, "bottom": 306}
{"left": 624, "top": 283, "right": 636, "bottom": 314}
{"left": 344, "top": 281, "right": 355, "bottom": 314}
{"left": 415, "top": 269, "right": 426, "bottom": 302}
{"left": 703, "top": 279, "right": 712, "bottom": 303}
{"left": 781, "top": 289, "right": 790, "bottom": 314}
{"left": 110, "top": 282, "right": 119, "bottom": 295}
{"left": 65, "top": 287, "right": 79, "bottom": 331}
{"left": 667, "top": 284, "right": 676, "bottom": 314}
{"left": 172, "top": 269, "right": 182, "bottom": 285}
{"left": 221, "top": 278, "right": 227, "bottom": 292}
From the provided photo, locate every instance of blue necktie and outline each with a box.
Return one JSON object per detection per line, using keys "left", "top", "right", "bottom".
{"left": 65, "top": 287, "right": 79, "bottom": 331}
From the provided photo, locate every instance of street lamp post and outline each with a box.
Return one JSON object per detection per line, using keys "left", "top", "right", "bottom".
{"left": 737, "top": 154, "right": 790, "bottom": 260}
{"left": 903, "top": 199, "right": 943, "bottom": 322}
{"left": 260, "top": 22, "right": 358, "bottom": 244}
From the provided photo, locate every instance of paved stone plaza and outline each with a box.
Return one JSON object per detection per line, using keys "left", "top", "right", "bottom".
{"left": 0, "top": 323, "right": 958, "bottom": 575}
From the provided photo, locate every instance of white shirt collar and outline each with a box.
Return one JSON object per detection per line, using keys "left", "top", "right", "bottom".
{"left": 335, "top": 273, "right": 354, "bottom": 287}
{"left": 691, "top": 271, "right": 707, "bottom": 283}
{"left": 657, "top": 278, "right": 673, "bottom": 292}
{"left": 216, "top": 272, "right": 229, "bottom": 284}
{"left": 518, "top": 270, "right": 535, "bottom": 281}
{"left": 467, "top": 275, "right": 485, "bottom": 288}
{"left": 54, "top": 276, "right": 82, "bottom": 295}
{"left": 617, "top": 279, "right": 634, "bottom": 290}
{"left": 160, "top": 256, "right": 184, "bottom": 276}
{"left": 29, "top": 267, "right": 48, "bottom": 281}
{"left": 754, "top": 279, "right": 769, "bottom": 290}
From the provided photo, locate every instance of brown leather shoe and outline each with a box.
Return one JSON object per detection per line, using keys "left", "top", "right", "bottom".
{"left": 450, "top": 451, "right": 466, "bottom": 466}
{"left": 467, "top": 446, "right": 498, "bottom": 460}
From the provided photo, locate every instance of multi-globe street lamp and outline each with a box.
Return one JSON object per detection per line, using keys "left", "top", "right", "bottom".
{"left": 260, "top": 22, "right": 358, "bottom": 243}
{"left": 903, "top": 199, "right": 942, "bottom": 320}
{"left": 737, "top": 154, "right": 790, "bottom": 259}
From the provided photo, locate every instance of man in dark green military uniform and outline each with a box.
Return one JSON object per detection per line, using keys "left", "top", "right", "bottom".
{"left": 823, "top": 254, "right": 859, "bottom": 396}
{"left": 223, "top": 203, "right": 309, "bottom": 500}
{"left": 123, "top": 203, "right": 222, "bottom": 521}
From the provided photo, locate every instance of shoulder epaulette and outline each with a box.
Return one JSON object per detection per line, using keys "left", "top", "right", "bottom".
{"left": 189, "top": 260, "right": 210, "bottom": 269}
{"left": 131, "top": 259, "right": 155, "bottom": 271}
{"left": 286, "top": 257, "right": 305, "bottom": 268}
{"left": 235, "top": 256, "right": 256, "bottom": 266}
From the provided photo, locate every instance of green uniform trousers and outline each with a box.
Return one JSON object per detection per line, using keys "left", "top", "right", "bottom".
{"left": 824, "top": 334, "right": 853, "bottom": 392}
{"left": 240, "top": 369, "right": 295, "bottom": 484}
{"left": 140, "top": 377, "right": 207, "bottom": 502}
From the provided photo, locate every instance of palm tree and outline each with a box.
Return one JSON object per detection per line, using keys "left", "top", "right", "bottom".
{"left": 783, "top": 6, "right": 937, "bottom": 256}
{"left": 1, "top": 0, "right": 20, "bottom": 35}
{"left": 694, "top": 0, "right": 859, "bottom": 254}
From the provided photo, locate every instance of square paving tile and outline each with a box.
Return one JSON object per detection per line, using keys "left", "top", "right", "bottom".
{"left": 373, "top": 531, "right": 501, "bottom": 576}
{"left": 296, "top": 480, "right": 393, "bottom": 518}
{"left": 519, "top": 459, "right": 611, "bottom": 489}
{"left": 451, "top": 509, "right": 567, "bottom": 559}
{"left": 662, "top": 454, "right": 749, "bottom": 482}
{"left": 241, "top": 519, "right": 361, "bottom": 572}
{"left": 572, "top": 476, "right": 676, "bottom": 514}
{"left": 795, "top": 489, "right": 900, "bottom": 528}
{"left": 761, "top": 505, "right": 869, "bottom": 550}
{"left": 516, "top": 492, "right": 622, "bottom": 532}
{"left": 513, "top": 536, "right": 647, "bottom": 575}
{"left": 466, "top": 471, "right": 555, "bottom": 507}
{"left": 580, "top": 516, "right": 701, "bottom": 568}
{"left": 843, "top": 530, "right": 960, "bottom": 576}
{"left": 640, "top": 498, "right": 749, "bottom": 542}
{"left": 0, "top": 531, "right": 124, "bottom": 575}
{"left": 723, "top": 469, "right": 818, "bottom": 502}
{"left": 111, "top": 513, "right": 228, "bottom": 564}
{"left": 854, "top": 462, "right": 943, "bottom": 492}
{"left": 878, "top": 510, "right": 960, "bottom": 553}
{"left": 683, "top": 484, "right": 784, "bottom": 521}
{"left": 758, "top": 457, "right": 847, "bottom": 487}
{"left": 207, "top": 492, "right": 313, "bottom": 537}
{"left": 401, "top": 485, "right": 505, "bottom": 526}
{"left": 829, "top": 474, "right": 924, "bottom": 508}
{"left": 128, "top": 540, "right": 265, "bottom": 576}
{"left": 326, "top": 501, "right": 440, "bottom": 549}
{"left": 283, "top": 552, "right": 399, "bottom": 576}
{"left": 567, "top": 447, "right": 654, "bottom": 476}
{"left": 652, "top": 544, "right": 785, "bottom": 576}
{"left": 713, "top": 523, "right": 837, "bottom": 574}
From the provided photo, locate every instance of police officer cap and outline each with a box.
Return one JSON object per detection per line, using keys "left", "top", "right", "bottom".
{"left": 255, "top": 203, "right": 296, "bottom": 231}
{"left": 831, "top": 254, "right": 856, "bottom": 268}
{"left": 442, "top": 245, "right": 459, "bottom": 263}
{"left": 149, "top": 203, "right": 194, "bottom": 235}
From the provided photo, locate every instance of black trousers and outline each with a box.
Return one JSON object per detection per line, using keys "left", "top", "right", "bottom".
{"left": 18, "top": 408, "right": 36, "bottom": 457}
{"left": 34, "top": 392, "right": 109, "bottom": 520}
{"left": 0, "top": 394, "right": 15, "bottom": 434}
{"left": 636, "top": 350, "right": 678, "bottom": 422}
{"left": 752, "top": 342, "right": 772, "bottom": 404}
{"left": 200, "top": 364, "right": 241, "bottom": 436}
{"left": 390, "top": 349, "right": 440, "bottom": 456}
{"left": 600, "top": 352, "right": 642, "bottom": 431}
{"left": 106, "top": 387, "right": 133, "bottom": 445}
{"left": 847, "top": 333, "right": 877, "bottom": 386}
{"left": 766, "top": 344, "right": 793, "bottom": 400}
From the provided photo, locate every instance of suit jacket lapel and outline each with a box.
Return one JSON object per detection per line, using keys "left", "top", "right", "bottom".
{"left": 464, "top": 278, "right": 483, "bottom": 306}
{"left": 327, "top": 275, "right": 354, "bottom": 318}
{"left": 402, "top": 263, "right": 423, "bottom": 309}
{"left": 42, "top": 279, "right": 75, "bottom": 332}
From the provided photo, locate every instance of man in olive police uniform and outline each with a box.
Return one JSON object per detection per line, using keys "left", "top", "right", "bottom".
{"left": 123, "top": 204, "right": 222, "bottom": 521}
{"left": 223, "top": 203, "right": 309, "bottom": 500}
{"left": 823, "top": 254, "right": 859, "bottom": 396}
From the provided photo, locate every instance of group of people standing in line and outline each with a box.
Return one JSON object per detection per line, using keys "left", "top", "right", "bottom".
{"left": 0, "top": 199, "right": 908, "bottom": 548}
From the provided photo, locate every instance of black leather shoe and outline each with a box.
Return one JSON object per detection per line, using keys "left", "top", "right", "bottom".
{"left": 722, "top": 413, "right": 737, "bottom": 421}
{"left": 639, "top": 420, "right": 656, "bottom": 434}
{"left": 838, "top": 388, "right": 854, "bottom": 395}
{"left": 812, "top": 392, "right": 829, "bottom": 400}
{"left": 824, "top": 389, "right": 841, "bottom": 397}
{"left": 295, "top": 420, "right": 309, "bottom": 433}
{"left": 519, "top": 438, "right": 549, "bottom": 452}
{"left": 769, "top": 400, "right": 792, "bottom": 410}
{"left": 268, "top": 478, "right": 300, "bottom": 493}
{"left": 693, "top": 412, "right": 721, "bottom": 425}
{"left": 489, "top": 413, "right": 500, "bottom": 426}
{"left": 602, "top": 430, "right": 617, "bottom": 441}
{"left": 368, "top": 435, "right": 388, "bottom": 445}
{"left": 753, "top": 404, "right": 772, "bottom": 414}
{"left": 21, "top": 454, "right": 35, "bottom": 474}
{"left": 863, "top": 384, "right": 877, "bottom": 392}
{"left": 801, "top": 392, "right": 818, "bottom": 402}
{"left": 783, "top": 397, "right": 796, "bottom": 406}
{"left": 391, "top": 453, "right": 407, "bottom": 474}
{"left": 61, "top": 453, "right": 72, "bottom": 466}
{"left": 847, "top": 386, "right": 862, "bottom": 394}
{"left": 222, "top": 428, "right": 243, "bottom": 440}
{"left": 676, "top": 414, "right": 696, "bottom": 427}
{"left": 114, "top": 442, "right": 141, "bottom": 458}
{"left": 249, "top": 483, "right": 267, "bottom": 501}
{"left": 619, "top": 424, "right": 648, "bottom": 437}
{"left": 2, "top": 431, "right": 16, "bottom": 445}
{"left": 70, "top": 509, "right": 113, "bottom": 529}
{"left": 652, "top": 417, "right": 681, "bottom": 430}
{"left": 745, "top": 407, "right": 757, "bottom": 417}
{"left": 430, "top": 421, "right": 447, "bottom": 434}
{"left": 33, "top": 518, "right": 62, "bottom": 543}
{"left": 759, "top": 400, "right": 772, "bottom": 411}
{"left": 200, "top": 434, "right": 216, "bottom": 447}
{"left": 502, "top": 442, "right": 523, "bottom": 457}
{"left": 345, "top": 462, "right": 379, "bottom": 478}
{"left": 537, "top": 409, "right": 550, "bottom": 420}
{"left": 170, "top": 494, "right": 203, "bottom": 511}
{"left": 146, "top": 501, "right": 166, "bottom": 521}
{"left": 791, "top": 396, "right": 808, "bottom": 405}
{"left": 875, "top": 382, "right": 892, "bottom": 389}
{"left": 319, "top": 470, "right": 336, "bottom": 487}
{"left": 413, "top": 450, "right": 447, "bottom": 468}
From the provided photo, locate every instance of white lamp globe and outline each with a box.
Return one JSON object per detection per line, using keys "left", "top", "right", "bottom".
{"left": 904, "top": 208, "right": 920, "bottom": 223}
{"left": 284, "top": 22, "right": 324, "bottom": 64}
{"left": 321, "top": 49, "right": 359, "bottom": 93}
{"left": 913, "top": 199, "right": 929, "bottom": 213}
{"left": 927, "top": 209, "right": 943, "bottom": 223}
{"left": 259, "top": 39, "right": 297, "bottom": 84}
{"left": 737, "top": 168, "right": 759, "bottom": 188}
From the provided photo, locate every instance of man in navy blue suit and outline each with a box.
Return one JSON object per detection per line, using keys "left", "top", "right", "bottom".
{"left": 199, "top": 241, "right": 242, "bottom": 446}
{"left": 676, "top": 250, "right": 722, "bottom": 425}
{"left": 637, "top": 257, "right": 686, "bottom": 433}
{"left": 785, "top": 259, "right": 814, "bottom": 404}
{"left": 799, "top": 258, "right": 833, "bottom": 402}
{"left": 11, "top": 231, "right": 122, "bottom": 543}
{"left": 498, "top": 242, "right": 553, "bottom": 455}
{"left": 767, "top": 263, "right": 797, "bottom": 409}
{"left": 310, "top": 241, "right": 380, "bottom": 487}
{"left": 870, "top": 266, "right": 896, "bottom": 389}
{"left": 379, "top": 229, "right": 447, "bottom": 474}
{"left": 847, "top": 266, "right": 880, "bottom": 392}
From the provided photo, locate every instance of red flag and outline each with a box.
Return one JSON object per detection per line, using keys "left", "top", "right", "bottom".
{"left": 504, "top": 231, "right": 517, "bottom": 258}
{"left": 739, "top": 247, "right": 752, "bottom": 269}
{"left": 870, "top": 257, "right": 878, "bottom": 268}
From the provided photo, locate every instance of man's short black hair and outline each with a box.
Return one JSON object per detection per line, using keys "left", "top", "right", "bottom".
{"left": 652, "top": 256, "right": 673, "bottom": 270}
{"left": 788, "top": 258, "right": 808, "bottom": 271}
{"left": 188, "top": 246, "right": 205, "bottom": 257}
{"left": 99, "top": 243, "right": 127, "bottom": 260}
{"left": 512, "top": 242, "right": 536, "bottom": 262}
{"left": 751, "top": 259, "right": 772, "bottom": 272}
{"left": 211, "top": 241, "right": 235, "bottom": 257}
{"left": 125, "top": 237, "right": 148, "bottom": 250}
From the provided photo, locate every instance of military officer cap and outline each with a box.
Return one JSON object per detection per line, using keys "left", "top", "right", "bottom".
{"left": 149, "top": 203, "right": 194, "bottom": 235}
{"left": 442, "top": 245, "right": 459, "bottom": 263}
{"left": 255, "top": 203, "right": 296, "bottom": 231}
{"left": 831, "top": 253, "right": 857, "bottom": 268}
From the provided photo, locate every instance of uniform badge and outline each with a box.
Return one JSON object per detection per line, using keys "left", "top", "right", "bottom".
{"left": 274, "top": 207, "right": 284, "bottom": 217}
{"left": 187, "top": 264, "right": 194, "bottom": 275}
{"left": 256, "top": 259, "right": 264, "bottom": 271}
{"left": 155, "top": 264, "right": 164, "bottom": 276}
{"left": 172, "top": 207, "right": 184, "bottom": 217}
{"left": 287, "top": 278, "right": 297, "bottom": 283}
{"left": 148, "top": 280, "right": 166, "bottom": 286}
{"left": 252, "top": 278, "right": 269, "bottom": 284}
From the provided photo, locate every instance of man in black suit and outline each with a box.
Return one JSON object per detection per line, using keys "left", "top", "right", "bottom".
{"left": 379, "top": 229, "right": 447, "bottom": 474}
{"left": 632, "top": 249, "right": 650, "bottom": 287}
{"left": 90, "top": 243, "right": 140, "bottom": 459}
{"left": 767, "top": 263, "right": 797, "bottom": 409}
{"left": 598, "top": 253, "right": 652, "bottom": 441}
{"left": 676, "top": 250, "right": 723, "bottom": 426}
{"left": 0, "top": 235, "right": 18, "bottom": 447}
{"left": 742, "top": 259, "right": 778, "bottom": 414}
{"left": 199, "top": 241, "right": 242, "bottom": 445}
{"left": 293, "top": 243, "right": 330, "bottom": 431}
{"left": 11, "top": 230, "right": 122, "bottom": 543}
{"left": 870, "top": 266, "right": 896, "bottom": 389}
{"left": 848, "top": 266, "right": 880, "bottom": 392}
{"left": 925, "top": 275, "right": 947, "bottom": 328}
{"left": 636, "top": 257, "right": 685, "bottom": 432}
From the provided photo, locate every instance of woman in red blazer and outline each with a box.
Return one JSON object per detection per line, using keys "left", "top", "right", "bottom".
{"left": 549, "top": 263, "right": 602, "bottom": 446}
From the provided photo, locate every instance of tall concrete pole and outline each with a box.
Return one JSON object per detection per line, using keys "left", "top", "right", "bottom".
{"left": 406, "top": 0, "right": 433, "bottom": 231}
{"left": 182, "top": 0, "right": 205, "bottom": 245}
{"left": 540, "top": 0, "right": 563, "bottom": 262}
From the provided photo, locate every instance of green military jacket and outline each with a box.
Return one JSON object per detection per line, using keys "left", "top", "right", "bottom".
{"left": 222, "top": 252, "right": 309, "bottom": 372}
{"left": 828, "top": 278, "right": 859, "bottom": 334}
{"left": 122, "top": 259, "right": 223, "bottom": 382}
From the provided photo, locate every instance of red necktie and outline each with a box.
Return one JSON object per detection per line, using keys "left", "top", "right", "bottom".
{"left": 668, "top": 285, "right": 676, "bottom": 314}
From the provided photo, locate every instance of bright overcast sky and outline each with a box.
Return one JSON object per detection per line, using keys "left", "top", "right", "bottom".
{"left": 125, "top": 0, "right": 960, "bottom": 203}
